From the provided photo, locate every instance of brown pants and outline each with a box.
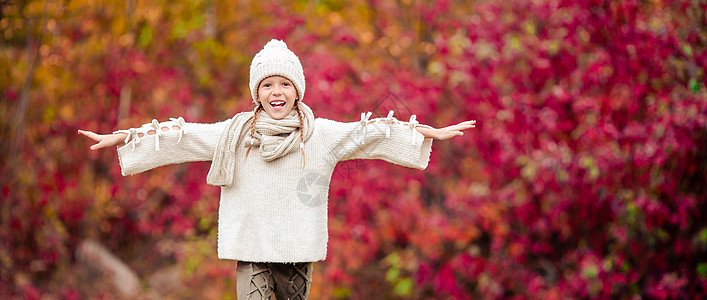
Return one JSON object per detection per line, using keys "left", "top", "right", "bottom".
{"left": 236, "top": 261, "right": 313, "bottom": 300}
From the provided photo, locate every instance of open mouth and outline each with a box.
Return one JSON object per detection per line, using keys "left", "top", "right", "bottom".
{"left": 270, "top": 100, "right": 286, "bottom": 107}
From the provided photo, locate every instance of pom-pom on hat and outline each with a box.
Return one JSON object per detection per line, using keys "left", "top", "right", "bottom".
{"left": 249, "top": 39, "right": 305, "bottom": 104}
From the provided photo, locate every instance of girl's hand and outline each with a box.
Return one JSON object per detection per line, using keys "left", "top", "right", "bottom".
{"left": 78, "top": 130, "right": 128, "bottom": 150}
{"left": 416, "top": 120, "right": 476, "bottom": 140}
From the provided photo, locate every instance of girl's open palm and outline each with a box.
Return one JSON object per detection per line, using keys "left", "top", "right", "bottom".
{"left": 417, "top": 120, "right": 476, "bottom": 140}
{"left": 78, "top": 130, "right": 127, "bottom": 150}
{"left": 436, "top": 120, "right": 476, "bottom": 140}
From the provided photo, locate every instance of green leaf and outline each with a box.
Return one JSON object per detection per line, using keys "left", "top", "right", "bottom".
{"left": 700, "top": 228, "right": 707, "bottom": 245}
{"left": 333, "top": 287, "right": 350, "bottom": 298}
{"left": 698, "top": 263, "right": 707, "bottom": 278}
{"left": 393, "top": 278, "right": 413, "bottom": 296}
{"left": 172, "top": 20, "right": 187, "bottom": 39}
{"left": 683, "top": 44, "right": 692, "bottom": 56}
{"left": 385, "top": 268, "right": 399, "bottom": 282}
{"left": 185, "top": 256, "right": 198, "bottom": 275}
{"left": 385, "top": 252, "right": 399, "bottom": 266}
{"left": 582, "top": 264, "right": 598, "bottom": 278}
{"left": 138, "top": 25, "right": 153, "bottom": 47}
{"left": 689, "top": 78, "right": 700, "bottom": 93}
{"left": 198, "top": 217, "right": 210, "bottom": 230}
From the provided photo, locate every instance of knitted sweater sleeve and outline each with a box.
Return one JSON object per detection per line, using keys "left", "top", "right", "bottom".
{"left": 319, "top": 114, "right": 433, "bottom": 170}
{"left": 115, "top": 118, "right": 227, "bottom": 176}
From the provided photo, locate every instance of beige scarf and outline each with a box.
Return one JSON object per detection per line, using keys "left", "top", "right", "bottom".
{"left": 206, "top": 102, "right": 315, "bottom": 186}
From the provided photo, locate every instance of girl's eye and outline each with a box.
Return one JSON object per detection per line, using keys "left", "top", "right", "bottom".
{"left": 283, "top": 82, "right": 290, "bottom": 86}
{"left": 263, "top": 83, "right": 271, "bottom": 88}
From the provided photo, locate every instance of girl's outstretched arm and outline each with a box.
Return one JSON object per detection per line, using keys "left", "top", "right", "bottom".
{"left": 79, "top": 123, "right": 179, "bottom": 150}
{"left": 415, "top": 120, "right": 476, "bottom": 140}
{"left": 78, "top": 130, "right": 127, "bottom": 150}
{"left": 79, "top": 119, "right": 227, "bottom": 176}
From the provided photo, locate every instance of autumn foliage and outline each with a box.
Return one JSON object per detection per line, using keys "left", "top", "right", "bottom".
{"left": 1, "top": 0, "right": 706, "bottom": 299}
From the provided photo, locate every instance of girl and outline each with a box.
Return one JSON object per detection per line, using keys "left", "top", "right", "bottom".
{"left": 79, "top": 39, "right": 475, "bottom": 300}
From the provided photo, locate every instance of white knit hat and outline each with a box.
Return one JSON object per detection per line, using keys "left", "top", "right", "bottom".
{"left": 249, "top": 39, "right": 305, "bottom": 104}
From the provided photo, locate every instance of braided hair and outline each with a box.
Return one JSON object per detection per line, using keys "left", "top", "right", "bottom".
{"left": 294, "top": 103, "right": 306, "bottom": 168}
{"left": 244, "top": 105, "right": 262, "bottom": 161}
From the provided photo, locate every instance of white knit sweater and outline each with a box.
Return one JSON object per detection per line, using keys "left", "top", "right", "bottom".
{"left": 117, "top": 115, "right": 433, "bottom": 262}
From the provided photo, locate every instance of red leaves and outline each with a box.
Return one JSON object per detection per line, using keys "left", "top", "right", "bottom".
{"left": 1, "top": 0, "right": 705, "bottom": 298}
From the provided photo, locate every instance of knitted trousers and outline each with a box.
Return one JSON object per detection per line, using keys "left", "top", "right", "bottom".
{"left": 236, "top": 261, "right": 313, "bottom": 300}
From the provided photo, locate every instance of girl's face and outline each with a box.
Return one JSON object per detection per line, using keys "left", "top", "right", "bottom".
{"left": 258, "top": 75, "right": 298, "bottom": 120}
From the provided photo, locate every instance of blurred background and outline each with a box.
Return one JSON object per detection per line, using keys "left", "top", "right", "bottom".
{"left": 1, "top": 0, "right": 705, "bottom": 299}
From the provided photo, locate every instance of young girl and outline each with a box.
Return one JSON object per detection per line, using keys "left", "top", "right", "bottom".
{"left": 79, "top": 39, "right": 475, "bottom": 300}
